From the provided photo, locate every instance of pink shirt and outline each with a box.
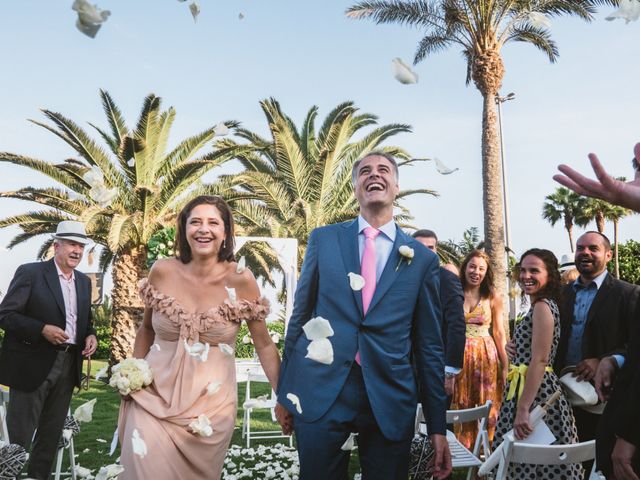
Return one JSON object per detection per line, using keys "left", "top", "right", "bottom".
{"left": 54, "top": 261, "right": 77, "bottom": 345}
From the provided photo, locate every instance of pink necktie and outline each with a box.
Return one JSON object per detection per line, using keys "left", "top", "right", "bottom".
{"left": 356, "top": 226, "right": 380, "bottom": 365}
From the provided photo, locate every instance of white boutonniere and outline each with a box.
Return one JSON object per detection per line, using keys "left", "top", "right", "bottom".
{"left": 396, "top": 245, "right": 414, "bottom": 271}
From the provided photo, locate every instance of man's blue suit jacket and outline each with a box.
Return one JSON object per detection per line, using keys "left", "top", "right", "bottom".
{"left": 277, "top": 220, "right": 447, "bottom": 441}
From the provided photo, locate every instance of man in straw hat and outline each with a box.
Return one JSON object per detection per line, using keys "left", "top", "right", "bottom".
{"left": 0, "top": 220, "right": 97, "bottom": 479}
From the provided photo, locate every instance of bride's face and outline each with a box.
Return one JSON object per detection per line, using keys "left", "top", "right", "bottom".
{"left": 186, "top": 203, "right": 226, "bottom": 257}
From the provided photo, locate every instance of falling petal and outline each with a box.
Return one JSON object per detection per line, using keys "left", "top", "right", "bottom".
{"left": 341, "top": 433, "right": 357, "bottom": 451}
{"left": 433, "top": 157, "right": 459, "bottom": 175}
{"left": 225, "top": 287, "right": 237, "bottom": 303}
{"left": 72, "top": 0, "right": 110, "bottom": 38}
{"left": 236, "top": 255, "right": 246, "bottom": 273}
{"left": 527, "top": 11, "right": 551, "bottom": 29}
{"left": 131, "top": 429, "right": 147, "bottom": 458}
{"left": 151, "top": 343, "right": 161, "bottom": 352}
{"left": 183, "top": 340, "right": 210, "bottom": 362}
{"left": 302, "top": 316, "right": 334, "bottom": 340}
{"left": 347, "top": 272, "right": 365, "bottom": 291}
{"left": 127, "top": 159, "right": 135, "bottom": 167}
{"left": 305, "top": 338, "right": 334, "bottom": 365}
{"left": 606, "top": 0, "right": 640, "bottom": 23}
{"left": 242, "top": 334, "right": 251, "bottom": 345}
{"left": 73, "top": 398, "right": 97, "bottom": 423}
{"left": 270, "top": 333, "right": 281, "bottom": 344}
{"left": 392, "top": 58, "right": 418, "bottom": 85}
{"left": 109, "top": 427, "right": 119, "bottom": 456}
{"left": 286, "top": 393, "right": 302, "bottom": 414}
{"left": 189, "top": 1, "right": 200, "bottom": 22}
{"left": 219, "top": 343, "right": 234, "bottom": 357}
{"left": 206, "top": 380, "right": 222, "bottom": 396}
{"left": 94, "top": 463, "right": 124, "bottom": 480}
{"left": 239, "top": 12, "right": 245, "bottom": 20}
{"left": 189, "top": 414, "right": 213, "bottom": 437}
{"left": 213, "top": 122, "right": 229, "bottom": 136}
{"left": 82, "top": 165, "right": 104, "bottom": 186}
{"left": 94, "top": 365, "right": 108, "bottom": 381}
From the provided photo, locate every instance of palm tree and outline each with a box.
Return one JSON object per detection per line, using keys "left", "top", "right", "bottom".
{"left": 575, "top": 197, "right": 613, "bottom": 233}
{"left": 219, "top": 98, "right": 436, "bottom": 264}
{"left": 346, "top": 0, "right": 615, "bottom": 307}
{"left": 607, "top": 204, "right": 633, "bottom": 278}
{"left": 542, "top": 187, "right": 583, "bottom": 252}
{"left": 0, "top": 90, "right": 239, "bottom": 363}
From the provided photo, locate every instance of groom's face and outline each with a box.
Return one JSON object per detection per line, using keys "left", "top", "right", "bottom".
{"left": 354, "top": 155, "right": 399, "bottom": 210}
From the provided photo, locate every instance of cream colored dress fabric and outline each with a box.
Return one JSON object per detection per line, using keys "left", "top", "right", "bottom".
{"left": 118, "top": 279, "right": 269, "bottom": 479}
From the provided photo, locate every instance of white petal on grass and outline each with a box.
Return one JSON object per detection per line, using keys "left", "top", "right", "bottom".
{"left": 242, "top": 334, "right": 251, "bottom": 345}
{"left": 341, "top": 432, "right": 357, "bottom": 451}
{"left": 206, "top": 380, "right": 222, "bottom": 396}
{"left": 286, "top": 393, "right": 302, "bottom": 414}
{"left": 131, "top": 429, "right": 148, "bottom": 458}
{"left": 94, "top": 365, "right": 108, "bottom": 381}
{"left": 347, "top": 272, "right": 365, "bottom": 291}
{"left": 189, "top": 414, "right": 213, "bottom": 437}
{"left": 74, "top": 465, "right": 93, "bottom": 478}
{"left": 189, "top": 1, "right": 200, "bottom": 22}
{"left": 606, "top": 0, "right": 640, "bottom": 23}
{"left": 236, "top": 255, "right": 246, "bottom": 273}
{"left": 219, "top": 343, "right": 234, "bottom": 357}
{"left": 213, "top": 122, "right": 229, "bottom": 136}
{"left": 527, "top": 11, "right": 551, "bottom": 29}
{"left": 305, "top": 338, "right": 334, "bottom": 365}
{"left": 302, "top": 316, "right": 334, "bottom": 340}
{"left": 73, "top": 398, "right": 97, "bottom": 423}
{"left": 109, "top": 427, "right": 119, "bottom": 456}
{"left": 392, "top": 58, "right": 418, "bottom": 84}
{"left": 433, "top": 157, "right": 459, "bottom": 175}
{"left": 95, "top": 463, "right": 124, "bottom": 480}
{"left": 183, "top": 340, "right": 210, "bottom": 362}
{"left": 96, "top": 438, "right": 107, "bottom": 443}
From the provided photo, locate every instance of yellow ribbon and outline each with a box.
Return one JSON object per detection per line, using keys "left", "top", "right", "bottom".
{"left": 506, "top": 363, "right": 554, "bottom": 401}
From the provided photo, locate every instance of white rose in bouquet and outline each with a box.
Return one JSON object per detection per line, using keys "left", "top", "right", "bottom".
{"left": 109, "top": 358, "right": 154, "bottom": 396}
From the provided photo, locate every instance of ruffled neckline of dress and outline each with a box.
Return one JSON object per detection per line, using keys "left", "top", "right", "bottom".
{"left": 138, "top": 278, "right": 270, "bottom": 341}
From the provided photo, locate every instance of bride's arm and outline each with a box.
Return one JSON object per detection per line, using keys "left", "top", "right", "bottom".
{"left": 132, "top": 308, "right": 155, "bottom": 359}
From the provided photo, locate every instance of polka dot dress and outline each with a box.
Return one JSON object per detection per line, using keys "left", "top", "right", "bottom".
{"left": 493, "top": 299, "right": 583, "bottom": 479}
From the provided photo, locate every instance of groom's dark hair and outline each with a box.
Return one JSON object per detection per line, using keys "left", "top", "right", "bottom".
{"left": 351, "top": 151, "right": 399, "bottom": 186}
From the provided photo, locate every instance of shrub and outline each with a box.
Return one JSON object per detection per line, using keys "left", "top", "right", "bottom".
{"left": 235, "top": 321, "right": 285, "bottom": 359}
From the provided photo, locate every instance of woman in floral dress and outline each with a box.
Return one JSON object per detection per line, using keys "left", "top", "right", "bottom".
{"left": 451, "top": 250, "right": 508, "bottom": 449}
{"left": 118, "top": 195, "right": 282, "bottom": 479}
{"left": 494, "top": 248, "right": 581, "bottom": 479}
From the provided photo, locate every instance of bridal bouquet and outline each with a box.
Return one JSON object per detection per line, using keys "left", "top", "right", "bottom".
{"left": 109, "top": 358, "right": 153, "bottom": 396}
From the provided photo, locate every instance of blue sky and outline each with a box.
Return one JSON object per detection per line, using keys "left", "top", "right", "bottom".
{"left": 1, "top": 1, "right": 639, "bottom": 293}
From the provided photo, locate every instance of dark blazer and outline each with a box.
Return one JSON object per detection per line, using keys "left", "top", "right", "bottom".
{"left": 596, "top": 300, "right": 640, "bottom": 474}
{"left": 0, "top": 259, "right": 95, "bottom": 391}
{"left": 555, "top": 273, "right": 640, "bottom": 372}
{"left": 440, "top": 267, "right": 465, "bottom": 370}
{"left": 277, "top": 220, "right": 446, "bottom": 440}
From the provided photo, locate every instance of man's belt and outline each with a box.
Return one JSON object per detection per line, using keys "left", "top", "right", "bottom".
{"left": 53, "top": 343, "right": 77, "bottom": 353}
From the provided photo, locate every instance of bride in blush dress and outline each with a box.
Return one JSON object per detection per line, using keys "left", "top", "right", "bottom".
{"left": 117, "top": 195, "right": 282, "bottom": 479}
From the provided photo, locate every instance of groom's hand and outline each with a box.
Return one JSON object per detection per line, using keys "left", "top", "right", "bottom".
{"left": 429, "top": 433, "right": 452, "bottom": 479}
{"left": 275, "top": 402, "right": 294, "bottom": 435}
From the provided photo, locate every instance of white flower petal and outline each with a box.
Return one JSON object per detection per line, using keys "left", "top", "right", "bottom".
{"left": 527, "top": 11, "right": 551, "bottom": 29}
{"left": 74, "top": 465, "right": 93, "bottom": 478}
{"left": 189, "top": 1, "right": 200, "bottom": 22}
{"left": 433, "top": 157, "right": 459, "bottom": 175}
{"left": 206, "top": 380, "right": 222, "bottom": 396}
{"left": 398, "top": 245, "right": 415, "bottom": 259}
{"left": 131, "top": 429, "right": 147, "bottom": 458}
{"left": 302, "top": 316, "right": 334, "bottom": 340}
{"left": 236, "top": 255, "right": 246, "bottom": 273}
{"left": 219, "top": 343, "right": 234, "bottom": 357}
{"left": 73, "top": 398, "right": 97, "bottom": 423}
{"left": 242, "top": 334, "right": 251, "bottom": 344}
{"left": 189, "top": 414, "right": 213, "bottom": 437}
{"left": 127, "top": 158, "right": 135, "bottom": 167}
{"left": 214, "top": 122, "right": 230, "bottom": 137}
{"left": 94, "top": 463, "right": 124, "bottom": 480}
{"left": 347, "top": 272, "right": 365, "bottom": 291}
{"left": 94, "top": 365, "right": 108, "bottom": 381}
{"left": 151, "top": 343, "right": 161, "bottom": 351}
{"left": 341, "top": 433, "right": 357, "bottom": 451}
{"left": 96, "top": 438, "right": 107, "bottom": 443}
{"left": 62, "top": 428, "right": 73, "bottom": 442}
{"left": 225, "top": 287, "right": 237, "bottom": 303}
{"left": 238, "top": 12, "right": 245, "bottom": 20}
{"left": 392, "top": 57, "right": 418, "bottom": 84}
{"left": 305, "top": 338, "right": 334, "bottom": 365}
{"left": 270, "top": 333, "right": 281, "bottom": 344}
{"left": 286, "top": 393, "right": 302, "bottom": 414}
{"left": 82, "top": 165, "right": 104, "bottom": 186}
{"left": 606, "top": 0, "right": 640, "bottom": 23}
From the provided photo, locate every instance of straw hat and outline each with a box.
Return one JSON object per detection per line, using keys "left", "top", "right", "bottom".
{"left": 52, "top": 221, "right": 92, "bottom": 245}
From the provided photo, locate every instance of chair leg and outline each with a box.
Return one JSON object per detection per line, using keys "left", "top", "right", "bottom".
{"left": 246, "top": 409, "right": 251, "bottom": 448}
{"left": 54, "top": 447, "right": 64, "bottom": 480}
{"left": 69, "top": 438, "right": 77, "bottom": 480}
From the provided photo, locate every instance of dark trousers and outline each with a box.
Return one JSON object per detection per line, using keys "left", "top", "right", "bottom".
{"left": 294, "top": 363, "right": 412, "bottom": 480}
{"left": 7, "top": 351, "right": 76, "bottom": 480}
{"left": 573, "top": 406, "right": 601, "bottom": 478}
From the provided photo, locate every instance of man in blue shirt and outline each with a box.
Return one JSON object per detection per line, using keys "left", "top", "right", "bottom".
{"left": 556, "top": 231, "right": 640, "bottom": 446}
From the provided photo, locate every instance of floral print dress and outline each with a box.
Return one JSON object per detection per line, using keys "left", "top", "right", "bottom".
{"left": 118, "top": 279, "right": 269, "bottom": 479}
{"left": 450, "top": 299, "right": 503, "bottom": 449}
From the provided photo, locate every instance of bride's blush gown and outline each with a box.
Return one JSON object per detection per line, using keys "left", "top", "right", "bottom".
{"left": 118, "top": 279, "right": 269, "bottom": 479}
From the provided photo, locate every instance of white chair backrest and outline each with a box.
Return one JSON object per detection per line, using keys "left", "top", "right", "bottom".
{"left": 510, "top": 440, "right": 595, "bottom": 465}
{"left": 0, "top": 404, "right": 9, "bottom": 443}
{"left": 446, "top": 402, "right": 492, "bottom": 425}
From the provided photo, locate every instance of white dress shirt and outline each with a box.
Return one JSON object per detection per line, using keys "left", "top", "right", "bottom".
{"left": 54, "top": 260, "right": 77, "bottom": 345}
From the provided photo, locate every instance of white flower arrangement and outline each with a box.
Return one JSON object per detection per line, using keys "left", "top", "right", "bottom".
{"left": 109, "top": 358, "right": 153, "bottom": 396}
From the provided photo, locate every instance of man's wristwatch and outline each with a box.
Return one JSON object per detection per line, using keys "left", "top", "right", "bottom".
{"left": 445, "top": 371, "right": 457, "bottom": 378}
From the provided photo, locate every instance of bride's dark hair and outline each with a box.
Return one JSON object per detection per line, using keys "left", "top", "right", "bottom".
{"left": 175, "top": 195, "right": 235, "bottom": 264}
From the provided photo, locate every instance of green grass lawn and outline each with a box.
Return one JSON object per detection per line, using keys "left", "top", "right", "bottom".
{"left": 55, "top": 360, "right": 465, "bottom": 479}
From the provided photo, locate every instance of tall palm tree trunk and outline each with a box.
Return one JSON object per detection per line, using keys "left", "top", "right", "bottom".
{"left": 596, "top": 212, "right": 605, "bottom": 233}
{"left": 566, "top": 223, "right": 574, "bottom": 253}
{"left": 110, "top": 247, "right": 147, "bottom": 365}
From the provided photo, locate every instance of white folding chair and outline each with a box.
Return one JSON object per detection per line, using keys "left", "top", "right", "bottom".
{"left": 241, "top": 371, "right": 293, "bottom": 448}
{"left": 495, "top": 438, "right": 600, "bottom": 480}
{"left": 0, "top": 403, "right": 9, "bottom": 444}
{"left": 416, "top": 401, "right": 492, "bottom": 480}
{"left": 53, "top": 409, "right": 77, "bottom": 480}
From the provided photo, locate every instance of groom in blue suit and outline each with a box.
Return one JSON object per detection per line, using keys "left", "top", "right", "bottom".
{"left": 276, "top": 152, "right": 451, "bottom": 479}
